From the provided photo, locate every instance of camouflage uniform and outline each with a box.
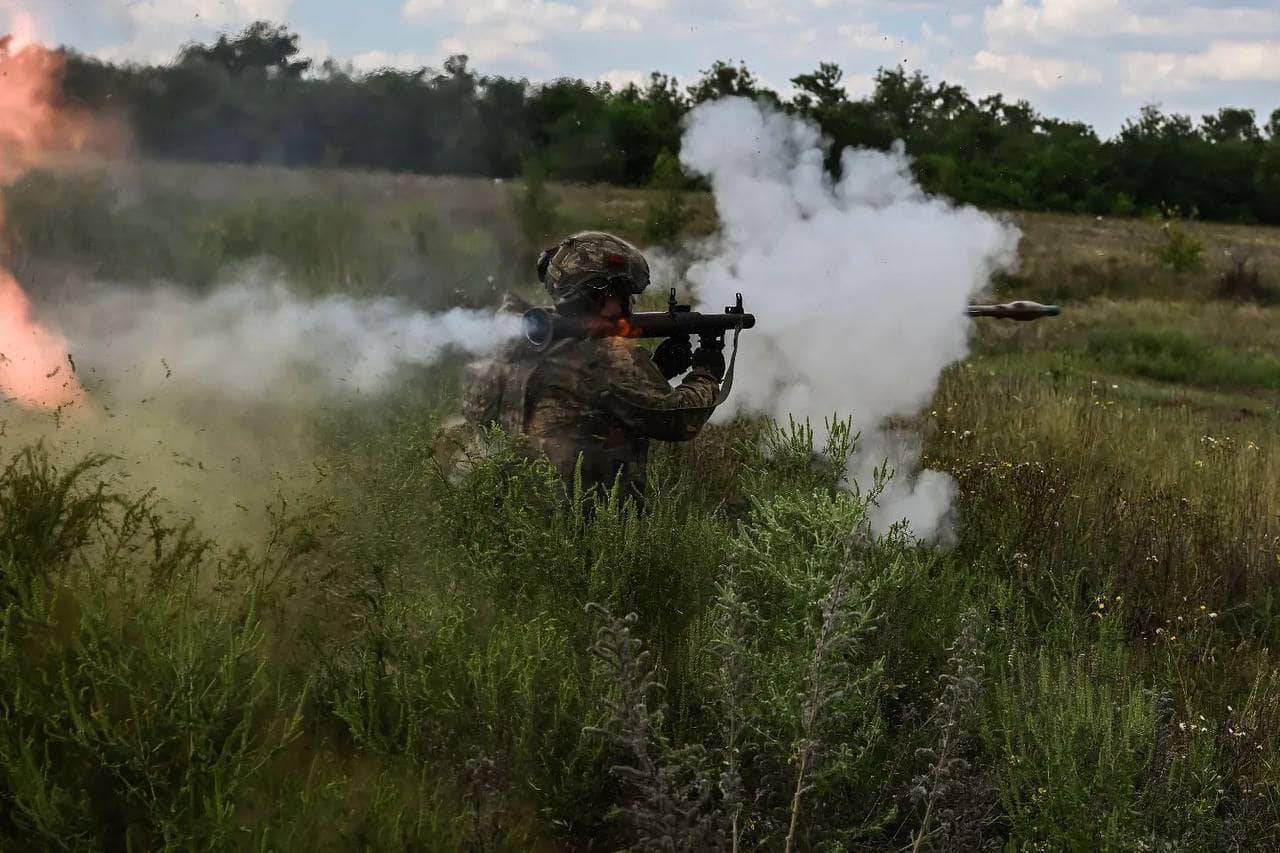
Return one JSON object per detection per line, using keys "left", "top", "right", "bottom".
{"left": 463, "top": 333, "right": 720, "bottom": 499}
{"left": 463, "top": 231, "right": 722, "bottom": 500}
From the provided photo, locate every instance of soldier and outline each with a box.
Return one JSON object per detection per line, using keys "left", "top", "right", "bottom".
{"left": 462, "top": 231, "right": 725, "bottom": 503}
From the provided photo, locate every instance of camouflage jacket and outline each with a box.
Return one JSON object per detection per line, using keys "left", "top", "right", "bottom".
{"left": 462, "top": 333, "right": 721, "bottom": 500}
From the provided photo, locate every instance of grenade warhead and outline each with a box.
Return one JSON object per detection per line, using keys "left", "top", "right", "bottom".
{"left": 966, "top": 301, "right": 1060, "bottom": 321}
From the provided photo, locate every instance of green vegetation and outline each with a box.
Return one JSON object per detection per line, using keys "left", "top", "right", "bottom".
{"left": 4, "top": 167, "right": 1280, "bottom": 848}
{"left": 3, "top": 169, "right": 515, "bottom": 308}
{"left": 641, "top": 149, "right": 692, "bottom": 246}
{"left": 513, "top": 158, "right": 562, "bottom": 256}
{"left": 1151, "top": 219, "right": 1206, "bottom": 275}
{"left": 45, "top": 21, "right": 1280, "bottom": 224}
{"left": 1084, "top": 324, "right": 1280, "bottom": 389}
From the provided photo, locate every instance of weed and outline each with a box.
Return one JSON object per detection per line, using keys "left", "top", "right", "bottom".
{"left": 1215, "top": 253, "right": 1278, "bottom": 304}
{"left": 1151, "top": 219, "right": 1206, "bottom": 275}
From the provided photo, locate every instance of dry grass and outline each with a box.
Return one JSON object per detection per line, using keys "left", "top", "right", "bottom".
{"left": 51, "top": 157, "right": 1280, "bottom": 306}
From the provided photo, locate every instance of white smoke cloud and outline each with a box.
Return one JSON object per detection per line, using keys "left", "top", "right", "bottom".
{"left": 678, "top": 97, "right": 1019, "bottom": 541}
{"left": 2, "top": 269, "right": 519, "bottom": 543}
{"left": 53, "top": 271, "right": 519, "bottom": 403}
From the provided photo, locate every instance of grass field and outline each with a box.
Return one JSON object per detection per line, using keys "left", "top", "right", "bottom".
{"left": 2, "top": 161, "right": 1280, "bottom": 849}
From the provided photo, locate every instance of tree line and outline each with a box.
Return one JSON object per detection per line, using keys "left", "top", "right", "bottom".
{"left": 51, "top": 21, "right": 1280, "bottom": 224}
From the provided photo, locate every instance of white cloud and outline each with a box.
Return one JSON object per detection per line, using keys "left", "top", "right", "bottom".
{"left": 971, "top": 49, "right": 1101, "bottom": 90}
{"left": 837, "top": 21, "right": 898, "bottom": 53}
{"left": 839, "top": 71, "right": 877, "bottom": 98}
{"left": 598, "top": 68, "right": 648, "bottom": 89}
{"left": 401, "top": 0, "right": 446, "bottom": 16}
{"left": 404, "top": 0, "right": 576, "bottom": 26}
{"left": 401, "top": 0, "right": 619, "bottom": 66}
{"left": 440, "top": 22, "right": 554, "bottom": 65}
{"left": 582, "top": 3, "right": 644, "bottom": 32}
{"left": 985, "top": 0, "right": 1280, "bottom": 46}
{"left": 90, "top": 0, "right": 292, "bottom": 64}
{"left": 1123, "top": 40, "right": 1280, "bottom": 94}
{"left": 348, "top": 49, "right": 439, "bottom": 73}
{"left": 985, "top": 0, "right": 1145, "bottom": 46}
{"left": 586, "top": 0, "right": 671, "bottom": 21}
{"left": 1151, "top": 6, "right": 1280, "bottom": 37}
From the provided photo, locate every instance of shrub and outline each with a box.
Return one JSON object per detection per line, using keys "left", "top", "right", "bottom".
{"left": 1151, "top": 220, "right": 1205, "bottom": 275}
{"left": 513, "top": 158, "right": 561, "bottom": 255}
{"left": 1214, "top": 253, "right": 1278, "bottom": 304}
{"left": 641, "top": 148, "right": 693, "bottom": 246}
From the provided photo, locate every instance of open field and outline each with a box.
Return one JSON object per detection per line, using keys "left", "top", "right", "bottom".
{"left": 3, "top": 162, "right": 1280, "bottom": 849}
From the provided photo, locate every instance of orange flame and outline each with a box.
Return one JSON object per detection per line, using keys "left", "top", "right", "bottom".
{"left": 0, "top": 21, "right": 109, "bottom": 409}
{"left": 585, "top": 316, "right": 644, "bottom": 339}
{"left": 0, "top": 271, "right": 78, "bottom": 407}
{"left": 613, "top": 317, "right": 643, "bottom": 339}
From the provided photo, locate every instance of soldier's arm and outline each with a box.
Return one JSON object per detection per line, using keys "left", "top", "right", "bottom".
{"left": 596, "top": 344, "right": 720, "bottom": 442}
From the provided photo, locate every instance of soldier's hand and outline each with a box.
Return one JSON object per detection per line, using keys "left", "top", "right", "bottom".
{"left": 691, "top": 345, "right": 726, "bottom": 381}
{"left": 652, "top": 335, "right": 693, "bottom": 380}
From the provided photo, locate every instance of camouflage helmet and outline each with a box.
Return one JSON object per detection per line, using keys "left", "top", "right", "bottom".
{"left": 536, "top": 231, "right": 650, "bottom": 305}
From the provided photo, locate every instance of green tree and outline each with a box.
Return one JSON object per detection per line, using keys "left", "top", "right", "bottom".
{"left": 1266, "top": 108, "right": 1280, "bottom": 139}
{"left": 514, "top": 158, "right": 560, "bottom": 254}
{"left": 642, "top": 148, "right": 692, "bottom": 245}
{"left": 527, "top": 79, "right": 622, "bottom": 182}
{"left": 791, "top": 62, "right": 847, "bottom": 112}
{"left": 687, "top": 60, "right": 776, "bottom": 104}
{"left": 1108, "top": 105, "right": 1209, "bottom": 217}
{"left": 1201, "top": 107, "right": 1261, "bottom": 143}
{"left": 179, "top": 21, "right": 311, "bottom": 79}
{"left": 46, "top": 24, "right": 1280, "bottom": 225}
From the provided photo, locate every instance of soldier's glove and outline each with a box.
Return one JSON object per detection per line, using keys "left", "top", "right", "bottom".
{"left": 652, "top": 335, "right": 693, "bottom": 380}
{"left": 691, "top": 343, "right": 726, "bottom": 382}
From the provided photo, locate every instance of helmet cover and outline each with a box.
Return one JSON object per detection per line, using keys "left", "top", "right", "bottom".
{"left": 538, "top": 231, "right": 650, "bottom": 304}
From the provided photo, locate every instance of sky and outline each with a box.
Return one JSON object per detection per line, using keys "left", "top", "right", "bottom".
{"left": 18, "top": 0, "right": 1280, "bottom": 137}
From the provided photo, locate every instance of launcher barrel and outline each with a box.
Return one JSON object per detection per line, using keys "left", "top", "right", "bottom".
{"left": 523, "top": 290, "right": 755, "bottom": 351}
{"left": 967, "top": 300, "right": 1060, "bottom": 321}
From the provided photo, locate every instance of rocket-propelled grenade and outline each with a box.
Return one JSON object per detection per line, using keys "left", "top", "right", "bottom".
{"left": 523, "top": 289, "right": 756, "bottom": 351}
{"left": 521, "top": 294, "right": 1053, "bottom": 351}
{"left": 966, "top": 300, "right": 1060, "bottom": 321}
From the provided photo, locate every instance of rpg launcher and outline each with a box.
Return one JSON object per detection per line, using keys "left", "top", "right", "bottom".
{"left": 522, "top": 288, "right": 756, "bottom": 352}
{"left": 966, "top": 300, "right": 1060, "bottom": 321}
{"left": 520, "top": 294, "right": 1053, "bottom": 351}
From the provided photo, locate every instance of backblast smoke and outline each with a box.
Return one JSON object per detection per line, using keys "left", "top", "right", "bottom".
{"left": 678, "top": 97, "right": 1020, "bottom": 542}
{"left": 56, "top": 277, "right": 519, "bottom": 404}
{"left": 0, "top": 28, "right": 518, "bottom": 539}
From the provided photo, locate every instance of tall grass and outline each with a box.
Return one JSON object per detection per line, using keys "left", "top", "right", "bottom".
{"left": 3, "top": 164, "right": 1280, "bottom": 848}
{"left": 4, "top": 395, "right": 1278, "bottom": 848}
{"left": 3, "top": 169, "right": 515, "bottom": 308}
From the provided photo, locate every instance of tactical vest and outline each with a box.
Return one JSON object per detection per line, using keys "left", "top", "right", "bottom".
{"left": 461, "top": 341, "right": 551, "bottom": 434}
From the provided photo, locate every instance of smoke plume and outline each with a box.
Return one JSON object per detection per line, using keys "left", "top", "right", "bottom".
{"left": 3, "top": 270, "right": 519, "bottom": 542}
{"left": 678, "top": 97, "right": 1019, "bottom": 541}
{"left": 0, "top": 32, "right": 520, "bottom": 540}
{"left": 53, "top": 274, "right": 519, "bottom": 404}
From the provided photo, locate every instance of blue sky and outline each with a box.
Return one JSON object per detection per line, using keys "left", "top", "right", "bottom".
{"left": 21, "top": 0, "right": 1280, "bottom": 137}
